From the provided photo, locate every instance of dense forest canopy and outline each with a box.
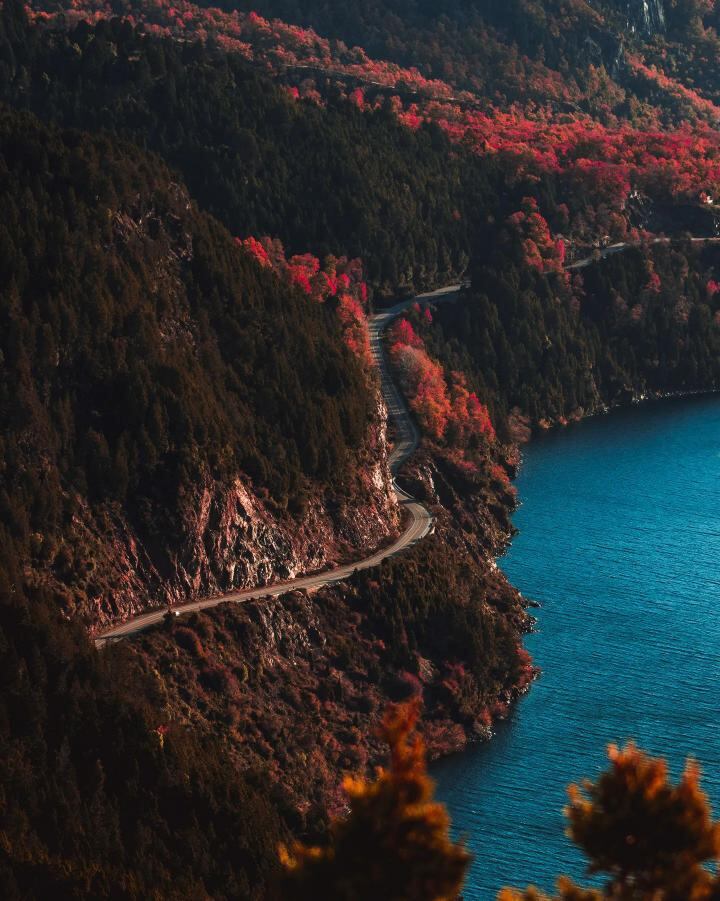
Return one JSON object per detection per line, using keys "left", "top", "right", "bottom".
{"left": 423, "top": 239, "right": 720, "bottom": 432}
{"left": 0, "top": 542, "right": 286, "bottom": 898}
{"left": 9, "top": 0, "right": 720, "bottom": 290}
{"left": 1, "top": 0, "right": 720, "bottom": 897}
{"left": 177, "top": 0, "right": 720, "bottom": 121}
{"left": 1, "top": 2, "right": 495, "bottom": 293}
{"left": 0, "top": 100, "right": 380, "bottom": 620}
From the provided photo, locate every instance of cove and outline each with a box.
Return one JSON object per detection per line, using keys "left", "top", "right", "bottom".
{"left": 434, "top": 394, "right": 720, "bottom": 899}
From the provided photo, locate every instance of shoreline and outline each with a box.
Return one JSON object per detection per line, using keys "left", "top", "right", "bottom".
{"left": 432, "top": 378, "right": 720, "bottom": 899}
{"left": 439, "top": 383, "right": 720, "bottom": 757}
{"left": 522, "top": 384, "right": 720, "bottom": 443}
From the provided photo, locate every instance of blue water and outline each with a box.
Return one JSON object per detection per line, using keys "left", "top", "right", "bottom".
{"left": 434, "top": 395, "right": 720, "bottom": 899}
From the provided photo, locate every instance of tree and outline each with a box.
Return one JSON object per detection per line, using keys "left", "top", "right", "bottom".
{"left": 279, "top": 701, "right": 471, "bottom": 901}
{"left": 500, "top": 743, "right": 720, "bottom": 900}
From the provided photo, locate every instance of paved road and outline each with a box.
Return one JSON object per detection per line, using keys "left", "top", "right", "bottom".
{"left": 566, "top": 235, "right": 720, "bottom": 270}
{"left": 95, "top": 285, "right": 461, "bottom": 647}
{"left": 93, "top": 235, "right": 720, "bottom": 646}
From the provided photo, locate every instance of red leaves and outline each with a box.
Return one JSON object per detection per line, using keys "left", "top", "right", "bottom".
{"left": 37, "top": 0, "right": 720, "bottom": 226}
{"left": 239, "top": 235, "right": 371, "bottom": 363}
{"left": 43, "top": 0, "right": 460, "bottom": 109}
{"left": 239, "top": 236, "right": 365, "bottom": 304}
{"left": 349, "top": 87, "right": 366, "bottom": 110}
{"left": 390, "top": 343, "right": 449, "bottom": 440}
{"left": 626, "top": 52, "right": 720, "bottom": 123}
{"left": 645, "top": 270, "right": 662, "bottom": 293}
{"left": 288, "top": 253, "right": 321, "bottom": 296}
{"left": 491, "top": 464, "right": 510, "bottom": 486}
{"left": 337, "top": 294, "right": 371, "bottom": 363}
{"left": 389, "top": 318, "right": 494, "bottom": 448}
{"left": 237, "top": 236, "right": 271, "bottom": 268}
{"left": 514, "top": 646, "right": 535, "bottom": 690}
{"left": 506, "top": 199, "right": 566, "bottom": 274}
{"left": 448, "top": 374, "right": 496, "bottom": 444}
{"left": 386, "top": 97, "right": 720, "bottom": 215}
{"left": 398, "top": 108, "right": 423, "bottom": 131}
{"left": 388, "top": 318, "right": 423, "bottom": 349}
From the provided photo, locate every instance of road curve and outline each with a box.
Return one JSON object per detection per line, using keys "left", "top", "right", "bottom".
{"left": 92, "top": 235, "right": 720, "bottom": 645}
{"left": 566, "top": 235, "right": 720, "bottom": 270}
{"left": 95, "top": 284, "right": 461, "bottom": 647}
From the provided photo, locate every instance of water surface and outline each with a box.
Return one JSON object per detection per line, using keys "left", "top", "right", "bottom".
{"left": 434, "top": 395, "right": 720, "bottom": 899}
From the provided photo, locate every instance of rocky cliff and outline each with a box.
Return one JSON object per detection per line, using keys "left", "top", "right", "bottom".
{"left": 1, "top": 114, "right": 400, "bottom": 634}
{"left": 120, "top": 442, "right": 533, "bottom": 833}
{"left": 31, "top": 396, "right": 399, "bottom": 633}
{"left": 625, "top": 0, "right": 666, "bottom": 34}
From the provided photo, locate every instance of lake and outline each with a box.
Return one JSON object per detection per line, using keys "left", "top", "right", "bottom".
{"left": 434, "top": 395, "right": 720, "bottom": 899}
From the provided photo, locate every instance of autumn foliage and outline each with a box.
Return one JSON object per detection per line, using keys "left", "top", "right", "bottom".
{"left": 238, "top": 235, "right": 371, "bottom": 363}
{"left": 28, "top": 0, "right": 465, "bottom": 101}
{"left": 506, "top": 198, "right": 568, "bottom": 275}
{"left": 279, "top": 700, "right": 471, "bottom": 901}
{"left": 29, "top": 0, "right": 720, "bottom": 235}
{"left": 500, "top": 743, "right": 720, "bottom": 900}
{"left": 282, "top": 709, "right": 720, "bottom": 901}
{"left": 388, "top": 315, "right": 495, "bottom": 448}
{"left": 25, "top": 0, "right": 720, "bottom": 267}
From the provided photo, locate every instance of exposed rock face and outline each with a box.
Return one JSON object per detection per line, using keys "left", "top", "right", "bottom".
{"left": 124, "top": 444, "right": 533, "bottom": 834}
{"left": 19, "top": 181, "right": 401, "bottom": 633}
{"left": 39, "top": 395, "right": 399, "bottom": 633}
{"left": 581, "top": 29, "right": 625, "bottom": 78}
{"left": 626, "top": 0, "right": 665, "bottom": 35}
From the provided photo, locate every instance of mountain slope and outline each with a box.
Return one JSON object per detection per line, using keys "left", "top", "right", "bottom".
{"left": 0, "top": 536, "right": 286, "bottom": 899}
{"left": 14, "top": 0, "right": 720, "bottom": 280}
{"left": 179, "top": 0, "right": 720, "bottom": 121}
{"left": 2, "top": 4, "right": 490, "bottom": 293}
{"left": 0, "top": 104, "right": 398, "bottom": 629}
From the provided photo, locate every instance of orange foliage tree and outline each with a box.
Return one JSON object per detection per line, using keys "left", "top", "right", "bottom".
{"left": 279, "top": 701, "right": 471, "bottom": 901}
{"left": 506, "top": 198, "right": 567, "bottom": 274}
{"left": 500, "top": 743, "right": 720, "bottom": 900}
{"left": 281, "top": 705, "right": 720, "bottom": 901}
{"left": 389, "top": 316, "right": 495, "bottom": 448}
{"left": 391, "top": 343, "right": 451, "bottom": 440}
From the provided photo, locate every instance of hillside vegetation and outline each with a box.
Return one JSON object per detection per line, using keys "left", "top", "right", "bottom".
{"left": 0, "top": 102, "right": 387, "bottom": 626}
{"left": 424, "top": 238, "right": 720, "bottom": 433}
{"left": 1, "top": 0, "right": 720, "bottom": 897}
{"left": 0, "top": 545, "right": 286, "bottom": 898}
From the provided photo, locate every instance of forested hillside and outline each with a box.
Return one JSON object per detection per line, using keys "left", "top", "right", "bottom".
{"left": 0, "top": 559, "right": 286, "bottom": 898}
{"left": 191, "top": 0, "right": 720, "bottom": 121}
{"left": 0, "top": 89, "right": 396, "bottom": 901}
{"left": 0, "top": 102, "right": 401, "bottom": 629}
{"left": 0, "top": 2, "right": 492, "bottom": 293}
{"left": 422, "top": 238, "right": 720, "bottom": 434}
{"left": 2, "top": 0, "right": 720, "bottom": 897}
{"left": 0, "top": 75, "right": 530, "bottom": 901}
{"left": 9, "top": 0, "right": 720, "bottom": 296}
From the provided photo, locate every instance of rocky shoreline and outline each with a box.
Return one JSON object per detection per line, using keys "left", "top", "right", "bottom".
{"left": 510, "top": 385, "right": 720, "bottom": 444}
{"left": 117, "top": 437, "right": 535, "bottom": 837}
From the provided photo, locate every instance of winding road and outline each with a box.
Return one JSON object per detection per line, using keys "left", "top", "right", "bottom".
{"left": 96, "top": 233, "right": 720, "bottom": 646}
{"left": 566, "top": 235, "right": 720, "bottom": 270}
{"left": 95, "top": 285, "right": 461, "bottom": 647}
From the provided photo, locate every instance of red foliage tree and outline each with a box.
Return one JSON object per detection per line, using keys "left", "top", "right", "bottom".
{"left": 238, "top": 235, "right": 371, "bottom": 362}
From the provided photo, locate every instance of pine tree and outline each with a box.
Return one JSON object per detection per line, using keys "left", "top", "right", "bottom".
{"left": 500, "top": 743, "right": 720, "bottom": 900}
{"left": 279, "top": 701, "right": 471, "bottom": 901}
